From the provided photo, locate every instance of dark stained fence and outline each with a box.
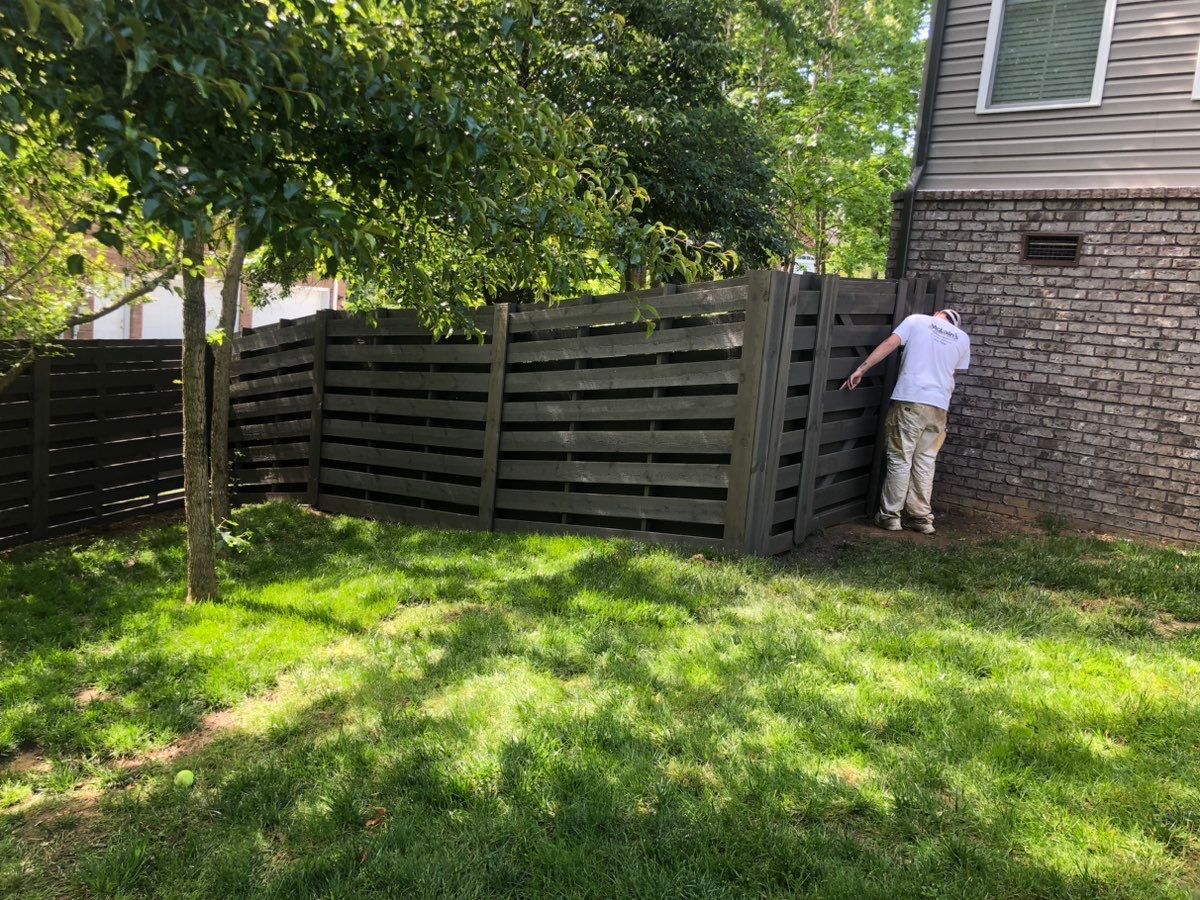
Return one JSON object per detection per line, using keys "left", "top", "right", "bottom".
{"left": 756, "top": 275, "right": 941, "bottom": 554}
{"left": 496, "top": 278, "right": 747, "bottom": 548}
{"left": 228, "top": 318, "right": 317, "bottom": 505}
{"left": 0, "top": 341, "right": 183, "bottom": 549}
{"left": 229, "top": 271, "right": 942, "bottom": 553}
{"left": 316, "top": 305, "right": 495, "bottom": 531}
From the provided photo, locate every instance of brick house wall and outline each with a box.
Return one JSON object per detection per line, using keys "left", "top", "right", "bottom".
{"left": 889, "top": 189, "right": 1200, "bottom": 545}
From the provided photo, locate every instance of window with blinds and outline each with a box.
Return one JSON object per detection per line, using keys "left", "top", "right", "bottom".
{"left": 979, "top": 0, "right": 1113, "bottom": 111}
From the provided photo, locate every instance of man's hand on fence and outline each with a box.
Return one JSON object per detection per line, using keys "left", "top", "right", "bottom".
{"left": 841, "top": 369, "right": 863, "bottom": 391}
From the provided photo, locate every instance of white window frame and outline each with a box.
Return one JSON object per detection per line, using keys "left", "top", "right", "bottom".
{"left": 1193, "top": 39, "right": 1200, "bottom": 100}
{"left": 976, "top": 0, "right": 1119, "bottom": 114}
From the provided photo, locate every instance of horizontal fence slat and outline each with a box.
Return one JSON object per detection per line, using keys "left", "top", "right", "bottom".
{"left": 816, "top": 445, "right": 876, "bottom": 478}
{"left": 323, "top": 393, "right": 486, "bottom": 421}
{"left": 508, "top": 321, "right": 742, "bottom": 364}
{"left": 46, "top": 474, "right": 183, "bottom": 517}
{"left": 495, "top": 488, "right": 725, "bottom": 524}
{"left": 324, "top": 343, "right": 490, "bottom": 365}
{"left": 235, "top": 441, "right": 308, "bottom": 463}
{"left": 235, "top": 321, "right": 315, "bottom": 353}
{"left": 321, "top": 466, "right": 480, "bottom": 507}
{"left": 504, "top": 359, "right": 741, "bottom": 395}
{"left": 500, "top": 429, "right": 733, "bottom": 454}
{"left": 231, "top": 371, "right": 313, "bottom": 398}
{"left": 326, "top": 310, "right": 491, "bottom": 338}
{"left": 508, "top": 284, "right": 748, "bottom": 334}
{"left": 502, "top": 394, "right": 737, "bottom": 423}
{"left": 232, "top": 465, "right": 309, "bottom": 487}
{"left": 49, "top": 410, "right": 181, "bottom": 444}
{"left": 812, "top": 498, "right": 868, "bottom": 532}
{"left": 323, "top": 369, "right": 491, "bottom": 394}
{"left": 232, "top": 345, "right": 314, "bottom": 377}
{"left": 830, "top": 325, "right": 893, "bottom": 348}
{"left": 49, "top": 433, "right": 181, "bottom": 469}
{"left": 813, "top": 474, "right": 871, "bottom": 511}
{"left": 321, "top": 417, "right": 486, "bottom": 451}
{"left": 48, "top": 390, "right": 179, "bottom": 418}
{"left": 498, "top": 459, "right": 728, "bottom": 488}
{"left": 318, "top": 493, "right": 478, "bottom": 531}
{"left": 48, "top": 456, "right": 181, "bottom": 495}
{"left": 230, "top": 395, "right": 313, "bottom": 419}
{"left": 228, "top": 419, "right": 311, "bottom": 443}
{"left": 321, "top": 442, "right": 484, "bottom": 478}
{"left": 48, "top": 367, "right": 180, "bottom": 392}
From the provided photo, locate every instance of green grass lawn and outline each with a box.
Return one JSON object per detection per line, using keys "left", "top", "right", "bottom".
{"left": 1, "top": 503, "right": 1198, "bottom": 899}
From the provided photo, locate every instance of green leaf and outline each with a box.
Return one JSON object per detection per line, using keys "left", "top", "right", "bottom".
{"left": 133, "top": 44, "right": 155, "bottom": 74}
{"left": 47, "top": 2, "right": 82, "bottom": 42}
{"left": 95, "top": 230, "right": 123, "bottom": 253}
{"left": 20, "top": 0, "right": 39, "bottom": 31}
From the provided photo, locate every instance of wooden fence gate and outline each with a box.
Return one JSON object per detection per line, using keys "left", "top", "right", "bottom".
{"left": 229, "top": 271, "right": 940, "bottom": 554}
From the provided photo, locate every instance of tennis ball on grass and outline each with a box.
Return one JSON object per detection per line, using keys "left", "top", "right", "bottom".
{"left": 174, "top": 769, "right": 195, "bottom": 788}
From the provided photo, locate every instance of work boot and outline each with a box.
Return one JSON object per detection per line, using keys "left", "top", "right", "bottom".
{"left": 874, "top": 512, "right": 902, "bottom": 531}
{"left": 904, "top": 520, "right": 935, "bottom": 535}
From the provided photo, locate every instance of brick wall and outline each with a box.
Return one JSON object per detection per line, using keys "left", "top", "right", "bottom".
{"left": 892, "top": 189, "right": 1200, "bottom": 545}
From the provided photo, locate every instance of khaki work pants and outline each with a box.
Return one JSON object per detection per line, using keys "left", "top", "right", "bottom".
{"left": 879, "top": 401, "right": 947, "bottom": 526}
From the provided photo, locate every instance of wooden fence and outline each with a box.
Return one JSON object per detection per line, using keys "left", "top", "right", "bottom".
{"left": 229, "top": 271, "right": 940, "bottom": 554}
{"left": 0, "top": 341, "right": 184, "bottom": 549}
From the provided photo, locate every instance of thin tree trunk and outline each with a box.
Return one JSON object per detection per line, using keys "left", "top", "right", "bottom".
{"left": 623, "top": 265, "right": 647, "bottom": 292}
{"left": 209, "top": 230, "right": 245, "bottom": 528}
{"left": 181, "top": 234, "right": 218, "bottom": 602}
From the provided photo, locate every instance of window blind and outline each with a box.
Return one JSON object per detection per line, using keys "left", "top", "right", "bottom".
{"left": 990, "top": 0, "right": 1107, "bottom": 106}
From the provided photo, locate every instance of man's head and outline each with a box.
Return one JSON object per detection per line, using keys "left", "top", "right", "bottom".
{"left": 935, "top": 309, "right": 962, "bottom": 329}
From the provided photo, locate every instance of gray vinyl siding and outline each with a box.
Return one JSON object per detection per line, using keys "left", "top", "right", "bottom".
{"left": 922, "top": 0, "right": 1200, "bottom": 190}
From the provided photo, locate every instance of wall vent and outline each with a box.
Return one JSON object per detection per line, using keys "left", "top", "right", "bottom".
{"left": 1021, "top": 233, "right": 1082, "bottom": 265}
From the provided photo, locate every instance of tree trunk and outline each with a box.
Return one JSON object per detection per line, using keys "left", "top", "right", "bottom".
{"left": 181, "top": 234, "right": 218, "bottom": 602}
{"left": 623, "top": 265, "right": 647, "bottom": 292}
{"left": 210, "top": 231, "right": 246, "bottom": 528}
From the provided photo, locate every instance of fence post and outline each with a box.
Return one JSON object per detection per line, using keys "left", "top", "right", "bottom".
{"left": 29, "top": 356, "right": 50, "bottom": 540}
{"left": 743, "top": 269, "right": 800, "bottom": 553}
{"left": 903, "top": 275, "right": 933, "bottom": 316}
{"left": 792, "top": 274, "right": 840, "bottom": 546}
{"left": 479, "top": 302, "right": 510, "bottom": 530}
{"left": 864, "top": 278, "right": 915, "bottom": 515}
{"left": 306, "top": 309, "right": 330, "bottom": 508}
{"left": 725, "top": 269, "right": 782, "bottom": 553}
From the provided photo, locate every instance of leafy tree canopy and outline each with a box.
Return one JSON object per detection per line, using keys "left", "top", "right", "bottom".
{"left": 732, "top": 0, "right": 927, "bottom": 275}
{"left": 0, "top": 120, "right": 177, "bottom": 388}
{"left": 525, "top": 0, "right": 787, "bottom": 273}
{"left": 1, "top": 0, "right": 717, "bottom": 334}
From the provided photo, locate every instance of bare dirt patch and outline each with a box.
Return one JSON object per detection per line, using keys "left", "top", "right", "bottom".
{"left": 787, "top": 509, "right": 1014, "bottom": 567}
{"left": 3, "top": 751, "right": 51, "bottom": 776}
{"left": 73, "top": 687, "right": 112, "bottom": 706}
{"left": 112, "top": 708, "right": 239, "bottom": 772}
{"left": 785, "top": 506, "right": 1143, "bottom": 569}
{"left": 1152, "top": 614, "right": 1200, "bottom": 640}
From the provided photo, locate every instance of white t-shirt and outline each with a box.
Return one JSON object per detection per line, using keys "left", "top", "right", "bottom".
{"left": 890, "top": 314, "right": 971, "bottom": 411}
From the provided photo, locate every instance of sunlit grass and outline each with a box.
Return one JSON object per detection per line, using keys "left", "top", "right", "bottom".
{"left": 1, "top": 503, "right": 1198, "bottom": 898}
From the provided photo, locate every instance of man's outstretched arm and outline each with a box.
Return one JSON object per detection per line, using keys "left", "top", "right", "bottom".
{"left": 840, "top": 334, "right": 902, "bottom": 390}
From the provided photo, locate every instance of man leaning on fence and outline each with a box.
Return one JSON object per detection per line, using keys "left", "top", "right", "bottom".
{"left": 840, "top": 308, "right": 970, "bottom": 534}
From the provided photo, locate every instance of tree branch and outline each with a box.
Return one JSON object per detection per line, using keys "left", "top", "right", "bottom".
{"left": 65, "top": 265, "right": 179, "bottom": 328}
{"left": 0, "top": 347, "right": 36, "bottom": 395}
